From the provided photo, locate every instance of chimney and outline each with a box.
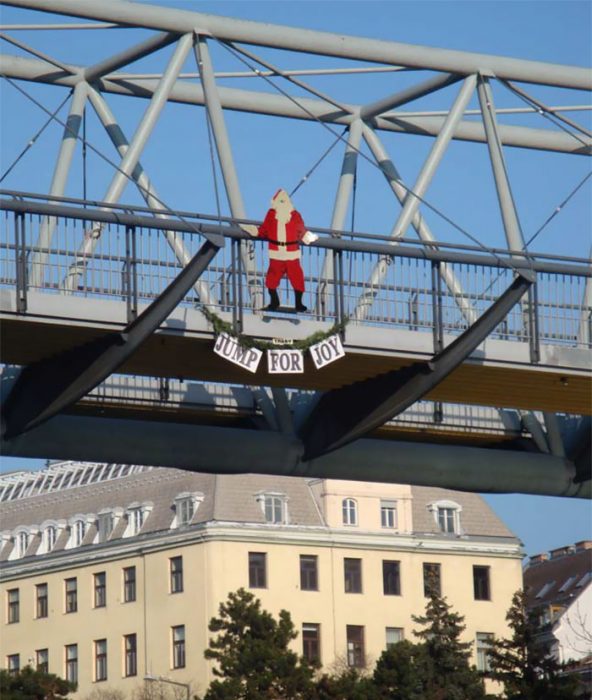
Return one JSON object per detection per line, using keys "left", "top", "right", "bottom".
{"left": 550, "top": 546, "right": 573, "bottom": 559}
{"left": 529, "top": 553, "right": 549, "bottom": 565}
{"left": 575, "top": 540, "right": 592, "bottom": 551}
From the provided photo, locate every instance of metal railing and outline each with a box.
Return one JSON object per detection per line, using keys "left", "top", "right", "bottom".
{"left": 1, "top": 194, "right": 591, "bottom": 358}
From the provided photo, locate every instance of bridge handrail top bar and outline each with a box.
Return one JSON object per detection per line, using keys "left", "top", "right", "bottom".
{"left": 2, "top": 0, "right": 590, "bottom": 90}
{"left": 2, "top": 196, "right": 591, "bottom": 277}
{"left": 2, "top": 188, "right": 589, "bottom": 265}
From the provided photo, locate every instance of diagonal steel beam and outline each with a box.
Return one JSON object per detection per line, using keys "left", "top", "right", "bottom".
{"left": 356, "top": 125, "right": 478, "bottom": 324}
{"left": 2, "top": 234, "right": 223, "bottom": 440}
{"left": 299, "top": 272, "right": 534, "bottom": 460}
{"left": 29, "top": 80, "right": 88, "bottom": 287}
{"left": 360, "top": 72, "right": 461, "bottom": 121}
{"left": 86, "top": 86, "right": 216, "bottom": 307}
{"left": 194, "top": 34, "right": 262, "bottom": 311}
{"left": 63, "top": 33, "right": 193, "bottom": 291}
{"left": 83, "top": 31, "right": 179, "bottom": 83}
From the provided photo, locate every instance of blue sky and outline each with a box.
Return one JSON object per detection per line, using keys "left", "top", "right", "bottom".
{"left": 0, "top": 0, "right": 591, "bottom": 557}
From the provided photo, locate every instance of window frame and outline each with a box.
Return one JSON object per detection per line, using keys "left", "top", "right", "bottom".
{"left": 248, "top": 552, "right": 267, "bottom": 589}
{"left": 380, "top": 500, "right": 397, "bottom": 529}
{"left": 170, "top": 556, "right": 183, "bottom": 594}
{"left": 476, "top": 632, "right": 494, "bottom": 672}
{"left": 300, "top": 555, "right": 318, "bottom": 591}
{"left": 36, "top": 583, "right": 48, "bottom": 619}
{"left": 7, "top": 588, "right": 19, "bottom": 624}
{"left": 94, "top": 572, "right": 107, "bottom": 608}
{"left": 423, "top": 562, "right": 442, "bottom": 597}
{"left": 385, "top": 627, "right": 404, "bottom": 649}
{"left": 428, "top": 499, "right": 463, "bottom": 535}
{"left": 94, "top": 639, "right": 108, "bottom": 682}
{"left": 35, "top": 648, "right": 49, "bottom": 674}
{"left": 346, "top": 625, "right": 365, "bottom": 668}
{"left": 473, "top": 565, "right": 491, "bottom": 601}
{"left": 123, "top": 566, "right": 137, "bottom": 603}
{"left": 172, "top": 625, "right": 186, "bottom": 669}
{"left": 7, "top": 654, "right": 20, "bottom": 675}
{"left": 65, "top": 577, "right": 77, "bottom": 613}
{"left": 344, "top": 557, "right": 362, "bottom": 594}
{"left": 302, "top": 623, "right": 321, "bottom": 664}
{"left": 342, "top": 498, "right": 358, "bottom": 526}
{"left": 65, "top": 644, "right": 78, "bottom": 684}
{"left": 124, "top": 633, "right": 137, "bottom": 677}
{"left": 383, "top": 560, "right": 401, "bottom": 596}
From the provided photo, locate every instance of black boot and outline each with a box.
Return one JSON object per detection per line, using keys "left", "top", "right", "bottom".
{"left": 266, "top": 289, "right": 280, "bottom": 311}
{"left": 294, "top": 291, "right": 307, "bottom": 312}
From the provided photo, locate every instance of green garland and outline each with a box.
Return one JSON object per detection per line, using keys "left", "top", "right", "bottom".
{"left": 201, "top": 306, "right": 348, "bottom": 351}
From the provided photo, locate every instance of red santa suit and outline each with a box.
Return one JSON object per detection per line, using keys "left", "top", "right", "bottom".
{"left": 247, "top": 189, "right": 317, "bottom": 292}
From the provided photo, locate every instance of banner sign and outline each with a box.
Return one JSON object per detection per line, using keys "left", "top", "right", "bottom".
{"left": 213, "top": 333, "right": 262, "bottom": 373}
{"left": 214, "top": 333, "right": 345, "bottom": 375}
{"left": 309, "top": 334, "right": 345, "bottom": 369}
{"left": 267, "top": 348, "right": 304, "bottom": 374}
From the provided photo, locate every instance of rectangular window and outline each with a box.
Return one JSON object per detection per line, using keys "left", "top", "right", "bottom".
{"left": 381, "top": 500, "right": 397, "bottom": 528}
{"left": 476, "top": 632, "right": 494, "bottom": 672}
{"left": 36, "top": 649, "right": 49, "bottom": 674}
{"left": 170, "top": 556, "right": 183, "bottom": 594}
{"left": 383, "top": 560, "right": 401, "bottom": 596}
{"left": 94, "top": 572, "right": 106, "bottom": 608}
{"left": 385, "top": 627, "right": 404, "bottom": 649}
{"left": 7, "top": 588, "right": 19, "bottom": 624}
{"left": 123, "top": 567, "right": 136, "bottom": 603}
{"left": 346, "top": 625, "right": 365, "bottom": 668}
{"left": 249, "top": 552, "right": 267, "bottom": 588}
{"left": 300, "top": 555, "right": 318, "bottom": 591}
{"left": 473, "top": 566, "right": 491, "bottom": 601}
{"left": 97, "top": 513, "right": 113, "bottom": 543}
{"left": 129, "top": 509, "right": 144, "bottom": 535}
{"left": 344, "top": 558, "right": 362, "bottom": 593}
{"left": 94, "top": 639, "right": 107, "bottom": 682}
{"left": 7, "top": 654, "right": 20, "bottom": 674}
{"left": 124, "top": 634, "right": 137, "bottom": 677}
{"left": 178, "top": 498, "right": 194, "bottom": 526}
{"left": 423, "top": 563, "right": 442, "bottom": 597}
{"left": 65, "top": 578, "right": 77, "bottom": 613}
{"left": 65, "top": 645, "right": 78, "bottom": 684}
{"left": 302, "top": 623, "right": 321, "bottom": 664}
{"left": 36, "top": 583, "right": 48, "bottom": 619}
{"left": 438, "top": 507, "right": 456, "bottom": 533}
{"left": 172, "top": 625, "right": 185, "bottom": 669}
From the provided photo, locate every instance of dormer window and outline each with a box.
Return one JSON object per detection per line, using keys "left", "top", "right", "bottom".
{"left": 256, "top": 492, "right": 288, "bottom": 525}
{"left": 124, "top": 502, "right": 153, "bottom": 537}
{"left": 381, "top": 500, "right": 397, "bottom": 529}
{"left": 342, "top": 498, "right": 358, "bottom": 526}
{"left": 428, "top": 500, "right": 463, "bottom": 535}
{"left": 74, "top": 520, "right": 85, "bottom": 545}
{"left": 16, "top": 530, "right": 29, "bottom": 558}
{"left": 68, "top": 515, "right": 91, "bottom": 549}
{"left": 173, "top": 492, "right": 204, "bottom": 528}
{"left": 97, "top": 512, "right": 114, "bottom": 543}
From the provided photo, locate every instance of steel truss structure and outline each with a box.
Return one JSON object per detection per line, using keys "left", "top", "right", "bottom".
{"left": 0, "top": 0, "right": 590, "bottom": 497}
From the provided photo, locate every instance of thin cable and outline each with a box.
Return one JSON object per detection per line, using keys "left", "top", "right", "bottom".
{"left": 500, "top": 79, "right": 591, "bottom": 148}
{"left": 82, "top": 104, "right": 87, "bottom": 207}
{"left": 204, "top": 104, "right": 223, "bottom": 228}
{"left": 217, "top": 39, "right": 518, "bottom": 273}
{"left": 0, "top": 89, "right": 72, "bottom": 183}
{"left": 290, "top": 128, "right": 346, "bottom": 197}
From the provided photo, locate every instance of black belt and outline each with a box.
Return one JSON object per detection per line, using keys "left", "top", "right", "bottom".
{"left": 271, "top": 240, "right": 299, "bottom": 246}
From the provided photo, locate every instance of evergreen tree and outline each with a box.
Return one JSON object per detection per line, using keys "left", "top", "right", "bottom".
{"left": 412, "top": 591, "right": 487, "bottom": 700}
{"left": 0, "top": 666, "right": 76, "bottom": 700}
{"left": 371, "top": 639, "right": 427, "bottom": 700}
{"left": 200, "top": 588, "right": 316, "bottom": 700}
{"left": 487, "top": 590, "right": 581, "bottom": 700}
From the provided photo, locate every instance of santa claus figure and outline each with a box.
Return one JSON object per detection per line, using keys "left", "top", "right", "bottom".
{"left": 241, "top": 189, "right": 318, "bottom": 312}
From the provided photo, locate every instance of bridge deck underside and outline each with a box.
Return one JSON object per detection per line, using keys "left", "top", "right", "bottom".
{"left": 3, "top": 316, "right": 590, "bottom": 415}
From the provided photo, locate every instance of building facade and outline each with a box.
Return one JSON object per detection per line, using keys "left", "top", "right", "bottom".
{"left": 1, "top": 462, "right": 523, "bottom": 697}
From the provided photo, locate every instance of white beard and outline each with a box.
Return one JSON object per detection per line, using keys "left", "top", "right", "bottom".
{"left": 274, "top": 201, "right": 292, "bottom": 225}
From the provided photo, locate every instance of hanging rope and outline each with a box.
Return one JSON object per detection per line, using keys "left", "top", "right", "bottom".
{"left": 0, "top": 88, "right": 72, "bottom": 183}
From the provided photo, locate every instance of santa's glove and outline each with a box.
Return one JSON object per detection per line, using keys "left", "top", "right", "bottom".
{"left": 302, "top": 230, "right": 319, "bottom": 245}
{"left": 239, "top": 224, "right": 259, "bottom": 237}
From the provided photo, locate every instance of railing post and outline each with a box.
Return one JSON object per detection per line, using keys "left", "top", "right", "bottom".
{"left": 124, "top": 224, "right": 138, "bottom": 323}
{"left": 431, "top": 260, "right": 444, "bottom": 353}
{"left": 528, "top": 282, "right": 540, "bottom": 363}
{"left": 332, "top": 249, "right": 344, "bottom": 325}
{"left": 235, "top": 237, "right": 244, "bottom": 334}
{"left": 15, "top": 212, "right": 27, "bottom": 313}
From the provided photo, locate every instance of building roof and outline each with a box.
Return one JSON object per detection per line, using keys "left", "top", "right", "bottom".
{"left": 0, "top": 462, "right": 519, "bottom": 562}
{"left": 524, "top": 543, "right": 592, "bottom": 610}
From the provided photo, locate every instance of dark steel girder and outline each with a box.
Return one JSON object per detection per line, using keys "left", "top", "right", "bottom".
{"left": 299, "top": 272, "right": 534, "bottom": 460}
{"left": 1, "top": 235, "right": 223, "bottom": 439}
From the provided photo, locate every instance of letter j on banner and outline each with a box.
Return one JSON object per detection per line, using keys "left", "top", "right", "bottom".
{"left": 309, "top": 334, "right": 345, "bottom": 369}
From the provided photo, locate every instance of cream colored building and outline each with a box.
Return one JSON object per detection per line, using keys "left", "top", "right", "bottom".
{"left": 0, "top": 462, "right": 523, "bottom": 697}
